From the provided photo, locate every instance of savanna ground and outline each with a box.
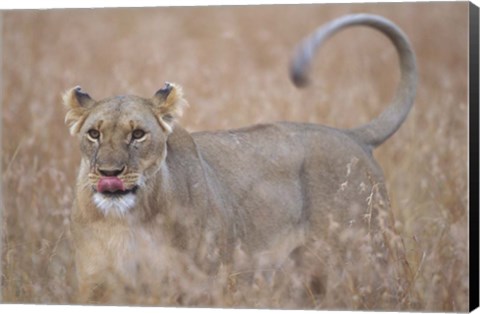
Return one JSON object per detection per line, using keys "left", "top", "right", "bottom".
{"left": 0, "top": 2, "right": 470, "bottom": 311}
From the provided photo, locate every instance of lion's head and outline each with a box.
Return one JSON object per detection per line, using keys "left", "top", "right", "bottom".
{"left": 63, "top": 83, "right": 187, "bottom": 216}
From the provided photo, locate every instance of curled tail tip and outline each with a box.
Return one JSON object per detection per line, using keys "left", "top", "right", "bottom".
{"left": 290, "top": 55, "right": 311, "bottom": 88}
{"left": 291, "top": 71, "right": 310, "bottom": 88}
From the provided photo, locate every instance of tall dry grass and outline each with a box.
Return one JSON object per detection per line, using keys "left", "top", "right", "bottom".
{"left": 1, "top": 3, "right": 470, "bottom": 311}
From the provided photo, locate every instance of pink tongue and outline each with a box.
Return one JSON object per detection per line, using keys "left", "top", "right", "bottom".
{"left": 97, "top": 177, "right": 125, "bottom": 193}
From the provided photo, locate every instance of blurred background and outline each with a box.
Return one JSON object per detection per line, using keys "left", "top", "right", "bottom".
{"left": 1, "top": 2, "right": 469, "bottom": 311}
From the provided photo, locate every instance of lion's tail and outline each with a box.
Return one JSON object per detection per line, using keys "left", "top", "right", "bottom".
{"left": 290, "top": 14, "right": 417, "bottom": 148}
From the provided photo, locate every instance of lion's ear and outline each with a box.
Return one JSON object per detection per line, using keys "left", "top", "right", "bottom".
{"left": 151, "top": 82, "right": 188, "bottom": 133}
{"left": 63, "top": 86, "right": 96, "bottom": 135}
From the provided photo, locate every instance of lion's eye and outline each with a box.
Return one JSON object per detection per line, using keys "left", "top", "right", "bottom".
{"left": 87, "top": 129, "right": 100, "bottom": 140}
{"left": 132, "top": 129, "right": 146, "bottom": 140}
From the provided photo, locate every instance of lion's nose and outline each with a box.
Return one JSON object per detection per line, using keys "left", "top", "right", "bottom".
{"left": 98, "top": 166, "right": 126, "bottom": 177}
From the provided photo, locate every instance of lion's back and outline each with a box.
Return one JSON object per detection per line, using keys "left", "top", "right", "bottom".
{"left": 191, "top": 122, "right": 388, "bottom": 250}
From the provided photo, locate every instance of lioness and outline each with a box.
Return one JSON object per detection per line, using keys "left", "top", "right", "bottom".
{"left": 65, "top": 14, "right": 416, "bottom": 306}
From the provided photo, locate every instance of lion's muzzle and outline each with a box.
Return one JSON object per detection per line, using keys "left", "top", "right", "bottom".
{"left": 97, "top": 176, "right": 126, "bottom": 193}
{"left": 88, "top": 173, "right": 142, "bottom": 194}
{"left": 88, "top": 173, "right": 142, "bottom": 216}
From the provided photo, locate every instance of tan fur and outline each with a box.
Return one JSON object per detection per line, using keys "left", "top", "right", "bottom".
{"left": 66, "top": 14, "right": 416, "bottom": 305}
